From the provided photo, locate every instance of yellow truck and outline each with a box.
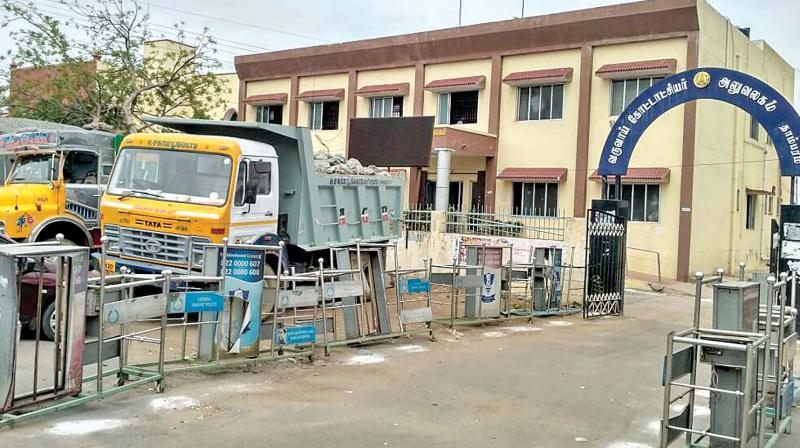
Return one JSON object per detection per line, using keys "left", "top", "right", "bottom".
{"left": 100, "top": 117, "right": 404, "bottom": 274}
{"left": 0, "top": 128, "right": 118, "bottom": 246}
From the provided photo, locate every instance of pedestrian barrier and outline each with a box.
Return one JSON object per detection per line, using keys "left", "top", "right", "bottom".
{"left": 659, "top": 269, "right": 797, "bottom": 447}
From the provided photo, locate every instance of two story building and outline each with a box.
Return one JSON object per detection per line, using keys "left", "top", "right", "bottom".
{"left": 233, "top": 0, "right": 795, "bottom": 281}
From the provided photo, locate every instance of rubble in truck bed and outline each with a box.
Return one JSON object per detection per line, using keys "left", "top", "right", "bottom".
{"left": 314, "top": 152, "right": 390, "bottom": 176}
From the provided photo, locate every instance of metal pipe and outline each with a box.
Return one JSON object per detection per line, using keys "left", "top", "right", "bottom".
{"left": 741, "top": 343, "right": 753, "bottom": 447}
{"left": 319, "top": 258, "right": 330, "bottom": 356}
{"left": 53, "top": 254, "right": 63, "bottom": 392}
{"left": 671, "top": 336, "right": 750, "bottom": 351}
{"left": 97, "top": 237, "right": 108, "bottom": 394}
{"left": 758, "top": 276, "right": 775, "bottom": 440}
{"left": 738, "top": 262, "right": 746, "bottom": 281}
{"left": 693, "top": 272, "right": 704, "bottom": 330}
{"left": 32, "top": 256, "right": 44, "bottom": 399}
{"left": 157, "top": 270, "right": 172, "bottom": 393}
{"left": 270, "top": 242, "right": 285, "bottom": 358}
{"left": 774, "top": 272, "right": 788, "bottom": 428}
{"left": 660, "top": 332, "right": 675, "bottom": 448}
{"left": 433, "top": 148, "right": 454, "bottom": 212}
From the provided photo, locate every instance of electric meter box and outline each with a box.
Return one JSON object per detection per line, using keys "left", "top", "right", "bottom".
{"left": 711, "top": 281, "right": 760, "bottom": 332}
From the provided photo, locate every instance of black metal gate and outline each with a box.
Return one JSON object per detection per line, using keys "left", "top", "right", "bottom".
{"left": 583, "top": 208, "right": 627, "bottom": 318}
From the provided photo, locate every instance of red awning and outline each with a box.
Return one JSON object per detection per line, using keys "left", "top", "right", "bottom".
{"left": 296, "top": 88, "right": 345, "bottom": 102}
{"left": 243, "top": 93, "right": 288, "bottom": 105}
{"left": 589, "top": 168, "right": 670, "bottom": 184}
{"left": 595, "top": 58, "right": 677, "bottom": 79}
{"left": 502, "top": 68, "right": 573, "bottom": 86}
{"left": 497, "top": 167, "right": 568, "bottom": 183}
{"left": 354, "top": 82, "right": 409, "bottom": 97}
{"left": 424, "top": 75, "right": 485, "bottom": 92}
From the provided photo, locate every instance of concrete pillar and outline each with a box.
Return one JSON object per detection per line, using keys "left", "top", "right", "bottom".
{"left": 434, "top": 148, "right": 454, "bottom": 212}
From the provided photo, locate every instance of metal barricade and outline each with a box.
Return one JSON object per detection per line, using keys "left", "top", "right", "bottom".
{"left": 385, "top": 258, "right": 435, "bottom": 341}
{"left": 659, "top": 269, "right": 796, "bottom": 447}
{"left": 429, "top": 258, "right": 485, "bottom": 328}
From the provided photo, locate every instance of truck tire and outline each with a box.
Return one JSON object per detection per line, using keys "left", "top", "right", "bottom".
{"left": 41, "top": 301, "right": 57, "bottom": 341}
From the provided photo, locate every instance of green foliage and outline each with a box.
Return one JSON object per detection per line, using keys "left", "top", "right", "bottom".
{"left": 0, "top": 0, "right": 229, "bottom": 132}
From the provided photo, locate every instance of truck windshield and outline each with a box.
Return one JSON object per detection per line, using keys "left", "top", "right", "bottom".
{"left": 8, "top": 154, "right": 58, "bottom": 184}
{"left": 108, "top": 148, "right": 232, "bottom": 206}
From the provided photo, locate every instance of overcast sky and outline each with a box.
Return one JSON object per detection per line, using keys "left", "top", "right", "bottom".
{"left": 2, "top": 0, "right": 799, "bottom": 105}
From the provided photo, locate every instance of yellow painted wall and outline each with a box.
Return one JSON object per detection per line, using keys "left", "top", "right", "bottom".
{"left": 355, "top": 66, "right": 416, "bottom": 118}
{"left": 495, "top": 49, "right": 582, "bottom": 217}
{"left": 691, "top": 0, "right": 795, "bottom": 276}
{"left": 244, "top": 77, "right": 292, "bottom": 125}
{"left": 207, "top": 72, "right": 239, "bottom": 120}
{"left": 423, "top": 59, "right": 492, "bottom": 134}
{"left": 587, "top": 37, "right": 688, "bottom": 279}
{"left": 298, "top": 73, "right": 350, "bottom": 154}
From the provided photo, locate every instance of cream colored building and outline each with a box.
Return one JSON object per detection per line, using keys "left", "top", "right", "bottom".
{"left": 233, "top": 0, "right": 795, "bottom": 280}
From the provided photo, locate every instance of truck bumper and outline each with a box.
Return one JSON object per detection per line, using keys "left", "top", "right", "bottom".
{"left": 93, "top": 253, "right": 190, "bottom": 275}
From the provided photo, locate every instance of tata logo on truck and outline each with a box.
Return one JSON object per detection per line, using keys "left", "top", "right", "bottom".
{"left": 134, "top": 218, "right": 165, "bottom": 229}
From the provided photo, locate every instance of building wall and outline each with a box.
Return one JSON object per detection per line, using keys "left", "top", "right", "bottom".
{"left": 297, "top": 73, "right": 350, "bottom": 154}
{"left": 587, "top": 37, "right": 689, "bottom": 280}
{"left": 244, "top": 78, "right": 292, "bottom": 124}
{"left": 691, "top": 0, "right": 795, "bottom": 276}
{"left": 355, "top": 66, "right": 416, "bottom": 118}
{"left": 495, "top": 49, "right": 583, "bottom": 216}
{"left": 208, "top": 72, "right": 240, "bottom": 120}
{"left": 235, "top": 0, "right": 795, "bottom": 280}
{"left": 423, "top": 59, "right": 493, "bottom": 135}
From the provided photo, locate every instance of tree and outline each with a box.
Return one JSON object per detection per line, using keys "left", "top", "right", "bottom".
{"left": 0, "top": 0, "right": 229, "bottom": 132}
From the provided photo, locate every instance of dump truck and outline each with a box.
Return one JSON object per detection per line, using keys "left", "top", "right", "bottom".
{"left": 0, "top": 126, "right": 118, "bottom": 246}
{"left": 100, "top": 117, "right": 405, "bottom": 274}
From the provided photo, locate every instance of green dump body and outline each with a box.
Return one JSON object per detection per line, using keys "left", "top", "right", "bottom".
{"left": 143, "top": 117, "right": 405, "bottom": 253}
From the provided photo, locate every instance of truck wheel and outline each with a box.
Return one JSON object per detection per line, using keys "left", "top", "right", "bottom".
{"left": 41, "top": 301, "right": 57, "bottom": 341}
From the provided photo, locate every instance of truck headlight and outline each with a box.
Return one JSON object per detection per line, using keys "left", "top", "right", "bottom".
{"left": 190, "top": 237, "right": 210, "bottom": 268}
{"left": 104, "top": 225, "right": 120, "bottom": 253}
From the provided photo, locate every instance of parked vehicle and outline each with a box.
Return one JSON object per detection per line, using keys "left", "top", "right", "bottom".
{"left": 100, "top": 117, "right": 405, "bottom": 274}
{"left": 0, "top": 233, "right": 58, "bottom": 340}
{"left": 0, "top": 128, "right": 119, "bottom": 247}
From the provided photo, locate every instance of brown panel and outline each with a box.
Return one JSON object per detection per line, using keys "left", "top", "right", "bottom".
{"left": 289, "top": 76, "right": 299, "bottom": 126}
{"left": 677, "top": 31, "right": 699, "bottom": 282}
{"left": 235, "top": 1, "right": 699, "bottom": 80}
{"left": 484, "top": 156, "right": 497, "bottom": 212}
{"left": 414, "top": 63, "right": 425, "bottom": 116}
{"left": 238, "top": 78, "right": 247, "bottom": 121}
{"left": 488, "top": 55, "right": 502, "bottom": 135}
{"left": 348, "top": 117, "right": 435, "bottom": 167}
{"left": 573, "top": 45, "right": 593, "bottom": 218}
{"left": 431, "top": 127, "right": 497, "bottom": 157}
{"left": 346, "top": 70, "right": 357, "bottom": 157}
{"left": 408, "top": 167, "right": 421, "bottom": 205}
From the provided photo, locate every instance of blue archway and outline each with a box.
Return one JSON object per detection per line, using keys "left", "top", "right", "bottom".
{"left": 598, "top": 67, "right": 800, "bottom": 177}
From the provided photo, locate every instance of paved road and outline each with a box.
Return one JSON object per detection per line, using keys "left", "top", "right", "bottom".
{"left": 2, "top": 289, "right": 797, "bottom": 447}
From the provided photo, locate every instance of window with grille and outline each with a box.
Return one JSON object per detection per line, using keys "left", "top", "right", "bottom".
{"left": 512, "top": 182, "right": 558, "bottom": 217}
{"left": 606, "top": 183, "right": 660, "bottom": 222}
{"left": 369, "top": 96, "right": 404, "bottom": 118}
{"left": 517, "top": 84, "right": 564, "bottom": 121}
{"left": 437, "top": 91, "right": 478, "bottom": 125}
{"left": 309, "top": 101, "right": 339, "bottom": 130}
{"left": 255, "top": 105, "right": 283, "bottom": 124}
{"left": 610, "top": 77, "right": 664, "bottom": 116}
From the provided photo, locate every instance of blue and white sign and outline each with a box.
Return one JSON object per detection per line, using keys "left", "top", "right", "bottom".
{"left": 184, "top": 291, "right": 225, "bottom": 313}
{"left": 401, "top": 278, "right": 430, "bottom": 294}
{"left": 223, "top": 248, "right": 265, "bottom": 356}
{"left": 598, "top": 67, "right": 800, "bottom": 177}
{"left": 278, "top": 326, "right": 317, "bottom": 345}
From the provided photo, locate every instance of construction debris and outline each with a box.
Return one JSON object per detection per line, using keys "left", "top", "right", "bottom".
{"left": 314, "top": 152, "right": 390, "bottom": 176}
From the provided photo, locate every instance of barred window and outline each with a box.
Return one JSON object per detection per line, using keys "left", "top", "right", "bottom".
{"left": 517, "top": 84, "right": 564, "bottom": 121}
{"left": 437, "top": 91, "right": 478, "bottom": 125}
{"left": 606, "top": 183, "right": 660, "bottom": 223}
{"left": 309, "top": 101, "right": 339, "bottom": 130}
{"left": 513, "top": 182, "right": 558, "bottom": 217}
{"left": 369, "top": 96, "right": 404, "bottom": 118}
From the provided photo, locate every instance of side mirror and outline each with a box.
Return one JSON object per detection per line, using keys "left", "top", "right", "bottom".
{"left": 244, "top": 179, "right": 258, "bottom": 204}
